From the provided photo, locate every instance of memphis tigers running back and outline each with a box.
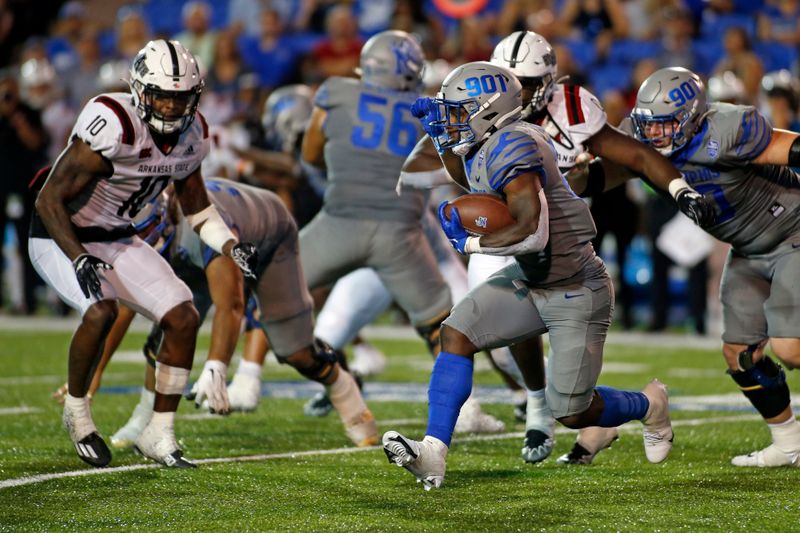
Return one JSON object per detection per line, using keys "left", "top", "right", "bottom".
{"left": 33, "top": 92, "right": 210, "bottom": 236}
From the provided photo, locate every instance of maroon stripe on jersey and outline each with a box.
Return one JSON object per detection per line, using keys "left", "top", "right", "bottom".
{"left": 95, "top": 96, "right": 134, "bottom": 145}
{"left": 564, "top": 85, "right": 585, "bottom": 126}
{"left": 29, "top": 165, "right": 51, "bottom": 190}
{"left": 197, "top": 111, "right": 208, "bottom": 139}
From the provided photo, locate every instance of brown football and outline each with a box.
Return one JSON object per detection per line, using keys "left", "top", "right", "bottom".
{"left": 444, "top": 193, "right": 515, "bottom": 236}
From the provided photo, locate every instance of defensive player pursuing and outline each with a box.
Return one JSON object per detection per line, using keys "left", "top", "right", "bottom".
{"left": 574, "top": 67, "right": 800, "bottom": 468}
{"left": 109, "top": 179, "right": 377, "bottom": 449}
{"left": 396, "top": 31, "right": 713, "bottom": 465}
{"left": 28, "top": 40, "right": 258, "bottom": 468}
{"left": 299, "top": 31, "right": 454, "bottom": 375}
{"left": 381, "top": 61, "right": 675, "bottom": 490}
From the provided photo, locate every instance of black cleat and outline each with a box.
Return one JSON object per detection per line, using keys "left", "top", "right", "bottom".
{"left": 521, "top": 429, "right": 554, "bottom": 464}
{"left": 73, "top": 432, "right": 112, "bottom": 468}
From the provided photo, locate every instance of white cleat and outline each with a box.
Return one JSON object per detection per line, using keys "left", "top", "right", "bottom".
{"left": 349, "top": 342, "right": 387, "bottom": 377}
{"left": 111, "top": 398, "right": 153, "bottom": 449}
{"left": 382, "top": 431, "right": 447, "bottom": 490}
{"left": 454, "top": 397, "right": 505, "bottom": 434}
{"left": 641, "top": 379, "right": 673, "bottom": 463}
{"left": 134, "top": 422, "right": 196, "bottom": 468}
{"left": 732, "top": 444, "right": 800, "bottom": 467}
{"left": 556, "top": 427, "right": 619, "bottom": 465}
{"left": 344, "top": 409, "right": 379, "bottom": 447}
{"left": 63, "top": 395, "right": 111, "bottom": 467}
{"left": 228, "top": 373, "right": 261, "bottom": 412}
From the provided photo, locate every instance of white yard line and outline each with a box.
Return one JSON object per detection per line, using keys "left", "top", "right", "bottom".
{"left": 0, "top": 413, "right": 760, "bottom": 490}
{"left": 0, "top": 372, "right": 142, "bottom": 386}
{"left": 0, "top": 406, "right": 40, "bottom": 415}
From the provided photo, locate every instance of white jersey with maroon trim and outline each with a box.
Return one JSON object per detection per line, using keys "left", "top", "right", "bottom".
{"left": 66, "top": 92, "right": 211, "bottom": 230}
{"left": 536, "top": 84, "right": 606, "bottom": 170}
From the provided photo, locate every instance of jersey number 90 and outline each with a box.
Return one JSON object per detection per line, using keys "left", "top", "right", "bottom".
{"left": 351, "top": 94, "right": 418, "bottom": 156}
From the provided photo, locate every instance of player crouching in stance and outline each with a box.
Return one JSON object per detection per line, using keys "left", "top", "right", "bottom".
{"left": 382, "top": 62, "right": 674, "bottom": 489}
{"left": 28, "top": 40, "right": 258, "bottom": 468}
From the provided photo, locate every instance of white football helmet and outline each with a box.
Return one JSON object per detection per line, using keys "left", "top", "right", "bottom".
{"left": 490, "top": 31, "right": 557, "bottom": 116}
{"left": 262, "top": 84, "right": 313, "bottom": 153}
{"left": 19, "top": 58, "right": 58, "bottom": 109}
{"left": 129, "top": 39, "right": 204, "bottom": 134}
{"left": 431, "top": 61, "right": 522, "bottom": 156}
{"left": 97, "top": 60, "right": 131, "bottom": 92}
{"left": 357, "top": 30, "right": 424, "bottom": 91}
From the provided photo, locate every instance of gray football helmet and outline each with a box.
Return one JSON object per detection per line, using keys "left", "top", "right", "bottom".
{"left": 631, "top": 67, "right": 707, "bottom": 156}
{"left": 262, "top": 84, "right": 313, "bottom": 153}
{"left": 490, "top": 31, "right": 557, "bottom": 116}
{"left": 431, "top": 61, "right": 522, "bottom": 155}
{"left": 357, "top": 30, "right": 424, "bottom": 91}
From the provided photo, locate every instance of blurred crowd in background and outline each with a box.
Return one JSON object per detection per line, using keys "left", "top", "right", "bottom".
{"left": 1, "top": 0, "right": 799, "bottom": 335}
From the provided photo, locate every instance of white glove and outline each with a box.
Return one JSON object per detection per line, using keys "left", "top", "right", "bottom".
{"left": 193, "top": 360, "right": 230, "bottom": 415}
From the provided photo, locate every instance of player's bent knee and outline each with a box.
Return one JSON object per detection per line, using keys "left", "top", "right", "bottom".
{"left": 439, "top": 324, "right": 476, "bottom": 355}
{"left": 83, "top": 300, "right": 118, "bottom": 330}
{"left": 770, "top": 338, "right": 800, "bottom": 369}
{"left": 279, "top": 338, "right": 338, "bottom": 384}
{"left": 161, "top": 301, "right": 200, "bottom": 337}
{"left": 416, "top": 312, "right": 450, "bottom": 355}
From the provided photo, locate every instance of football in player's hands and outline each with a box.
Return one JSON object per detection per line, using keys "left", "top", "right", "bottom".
{"left": 443, "top": 194, "right": 515, "bottom": 236}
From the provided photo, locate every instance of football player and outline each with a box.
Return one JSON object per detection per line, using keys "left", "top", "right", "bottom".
{"left": 28, "top": 40, "right": 258, "bottom": 468}
{"left": 299, "top": 31, "right": 454, "bottom": 383}
{"left": 575, "top": 67, "right": 800, "bottom": 468}
{"left": 397, "top": 30, "right": 714, "bottom": 465}
{"left": 112, "top": 179, "right": 378, "bottom": 448}
{"left": 381, "top": 61, "right": 674, "bottom": 490}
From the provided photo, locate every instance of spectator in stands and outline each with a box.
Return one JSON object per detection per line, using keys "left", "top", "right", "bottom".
{"left": 441, "top": 16, "right": 494, "bottom": 64}
{"left": 657, "top": 5, "right": 696, "bottom": 71}
{"left": 355, "top": 0, "right": 395, "bottom": 35}
{"left": 761, "top": 70, "right": 800, "bottom": 131}
{"left": 623, "top": 57, "right": 658, "bottom": 109}
{"left": 228, "top": 0, "right": 262, "bottom": 37}
{"left": 556, "top": 0, "right": 629, "bottom": 61}
{"left": 391, "top": 0, "right": 444, "bottom": 55}
{"left": 174, "top": 1, "right": 217, "bottom": 71}
{"left": 304, "top": 5, "right": 363, "bottom": 83}
{"left": 713, "top": 26, "right": 764, "bottom": 104}
{"left": 0, "top": 73, "right": 47, "bottom": 314}
{"left": 239, "top": 9, "right": 301, "bottom": 91}
{"left": 620, "top": 0, "right": 662, "bottom": 40}
{"left": 497, "top": 0, "right": 553, "bottom": 36}
{"left": 115, "top": 6, "right": 150, "bottom": 61}
{"left": 757, "top": 0, "right": 800, "bottom": 45}
{"left": 46, "top": 1, "right": 87, "bottom": 71}
{"left": 553, "top": 43, "right": 589, "bottom": 86}
{"left": 203, "top": 31, "right": 250, "bottom": 125}
{"left": 61, "top": 29, "right": 103, "bottom": 108}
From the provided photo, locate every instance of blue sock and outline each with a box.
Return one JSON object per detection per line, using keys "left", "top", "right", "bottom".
{"left": 426, "top": 352, "right": 474, "bottom": 447}
{"left": 596, "top": 386, "right": 650, "bottom": 427}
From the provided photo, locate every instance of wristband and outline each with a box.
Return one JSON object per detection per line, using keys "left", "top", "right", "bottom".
{"left": 465, "top": 236, "right": 481, "bottom": 254}
{"left": 668, "top": 177, "right": 690, "bottom": 199}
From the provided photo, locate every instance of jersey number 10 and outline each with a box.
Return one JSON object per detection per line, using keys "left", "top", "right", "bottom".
{"left": 351, "top": 94, "right": 418, "bottom": 157}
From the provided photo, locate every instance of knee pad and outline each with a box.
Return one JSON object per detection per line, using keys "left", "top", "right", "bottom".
{"left": 415, "top": 312, "right": 449, "bottom": 355}
{"left": 728, "top": 356, "right": 790, "bottom": 419}
{"left": 279, "top": 338, "right": 338, "bottom": 384}
{"left": 143, "top": 325, "right": 164, "bottom": 369}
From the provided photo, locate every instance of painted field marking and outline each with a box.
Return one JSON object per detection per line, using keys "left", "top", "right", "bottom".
{"left": 0, "top": 406, "right": 40, "bottom": 415}
{"left": 0, "top": 414, "right": 759, "bottom": 490}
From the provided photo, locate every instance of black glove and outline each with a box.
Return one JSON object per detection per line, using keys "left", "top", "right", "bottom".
{"left": 72, "top": 253, "right": 113, "bottom": 300}
{"left": 676, "top": 189, "right": 716, "bottom": 229}
{"left": 230, "top": 242, "right": 258, "bottom": 279}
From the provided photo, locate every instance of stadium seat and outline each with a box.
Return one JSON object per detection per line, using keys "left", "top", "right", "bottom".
{"left": 607, "top": 39, "right": 662, "bottom": 66}
{"left": 754, "top": 42, "right": 799, "bottom": 72}
{"left": 691, "top": 38, "right": 725, "bottom": 77}
{"left": 588, "top": 64, "right": 632, "bottom": 97}
{"left": 700, "top": 12, "right": 756, "bottom": 41}
{"left": 558, "top": 39, "right": 597, "bottom": 72}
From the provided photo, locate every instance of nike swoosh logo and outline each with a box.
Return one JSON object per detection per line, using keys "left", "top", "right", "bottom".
{"left": 564, "top": 293, "right": 584, "bottom": 299}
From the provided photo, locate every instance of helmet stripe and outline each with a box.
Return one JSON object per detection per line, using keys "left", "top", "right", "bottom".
{"left": 509, "top": 31, "right": 526, "bottom": 68}
{"left": 165, "top": 40, "right": 180, "bottom": 81}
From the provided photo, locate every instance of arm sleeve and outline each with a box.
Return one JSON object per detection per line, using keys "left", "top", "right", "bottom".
{"left": 70, "top": 99, "right": 126, "bottom": 159}
{"left": 485, "top": 130, "right": 545, "bottom": 192}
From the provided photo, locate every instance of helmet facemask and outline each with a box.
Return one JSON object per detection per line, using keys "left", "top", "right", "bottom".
{"left": 518, "top": 74, "right": 553, "bottom": 118}
{"left": 631, "top": 107, "right": 692, "bottom": 156}
{"left": 131, "top": 80, "right": 203, "bottom": 135}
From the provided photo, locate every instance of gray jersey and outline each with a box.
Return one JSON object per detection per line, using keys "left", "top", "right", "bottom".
{"left": 315, "top": 77, "right": 426, "bottom": 223}
{"left": 623, "top": 103, "right": 800, "bottom": 255}
{"left": 176, "top": 178, "right": 296, "bottom": 269}
{"left": 464, "top": 121, "right": 605, "bottom": 287}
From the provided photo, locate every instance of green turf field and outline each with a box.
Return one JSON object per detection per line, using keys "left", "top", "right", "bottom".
{"left": 1, "top": 328, "right": 799, "bottom": 531}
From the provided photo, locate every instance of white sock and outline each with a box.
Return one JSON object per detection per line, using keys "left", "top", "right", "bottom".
{"left": 140, "top": 388, "right": 155, "bottom": 409}
{"left": 526, "top": 389, "right": 554, "bottom": 435}
{"left": 64, "top": 393, "right": 96, "bottom": 438}
{"left": 327, "top": 370, "right": 368, "bottom": 424}
{"left": 769, "top": 415, "right": 800, "bottom": 452}
{"left": 236, "top": 360, "right": 263, "bottom": 379}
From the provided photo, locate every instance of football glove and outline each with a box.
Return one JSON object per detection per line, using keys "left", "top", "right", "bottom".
{"left": 411, "top": 97, "right": 444, "bottom": 140}
{"left": 438, "top": 201, "right": 470, "bottom": 255}
{"left": 189, "top": 360, "right": 230, "bottom": 415}
{"left": 72, "top": 253, "right": 113, "bottom": 300}
{"left": 230, "top": 242, "right": 258, "bottom": 279}
{"left": 676, "top": 188, "right": 716, "bottom": 229}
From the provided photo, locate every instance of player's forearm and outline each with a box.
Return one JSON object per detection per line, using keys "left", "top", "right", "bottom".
{"left": 208, "top": 306, "right": 244, "bottom": 366}
{"left": 637, "top": 148, "right": 682, "bottom": 191}
{"left": 35, "top": 193, "right": 87, "bottom": 260}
